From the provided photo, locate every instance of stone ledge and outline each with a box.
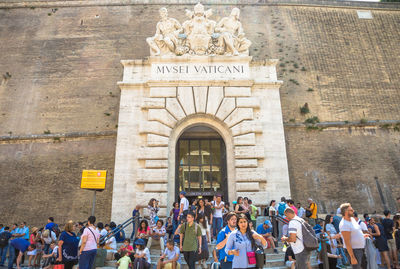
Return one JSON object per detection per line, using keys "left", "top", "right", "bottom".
{"left": 235, "top": 159, "right": 258, "bottom": 168}
{"left": 2, "top": 1, "right": 399, "bottom": 11}
{"left": 149, "top": 87, "right": 176, "bottom": 98}
{"left": 236, "top": 182, "right": 260, "bottom": 191}
{"left": 236, "top": 168, "right": 267, "bottom": 182}
{"left": 224, "top": 108, "right": 254, "bottom": 127}
{"left": 225, "top": 87, "right": 251, "bottom": 97}
{"left": 139, "top": 121, "right": 171, "bottom": 137}
{"left": 145, "top": 160, "right": 168, "bottom": 168}
{"left": 137, "top": 147, "right": 168, "bottom": 160}
{"left": 148, "top": 109, "right": 177, "bottom": 128}
{"left": 144, "top": 183, "right": 168, "bottom": 192}
{"left": 234, "top": 145, "right": 265, "bottom": 159}
{"left": 231, "top": 120, "right": 263, "bottom": 136}
{"left": 233, "top": 133, "right": 256, "bottom": 146}
{"left": 141, "top": 98, "right": 165, "bottom": 109}
{"left": 147, "top": 134, "right": 169, "bottom": 147}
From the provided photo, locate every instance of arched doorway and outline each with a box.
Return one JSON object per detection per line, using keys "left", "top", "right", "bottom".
{"left": 175, "top": 125, "right": 228, "bottom": 202}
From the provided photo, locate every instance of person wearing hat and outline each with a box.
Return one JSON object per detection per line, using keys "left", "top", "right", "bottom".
{"left": 178, "top": 191, "right": 189, "bottom": 223}
{"left": 256, "top": 220, "right": 278, "bottom": 253}
{"left": 133, "top": 239, "right": 151, "bottom": 269}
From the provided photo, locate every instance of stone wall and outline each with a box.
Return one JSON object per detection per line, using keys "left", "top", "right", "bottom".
{"left": 286, "top": 126, "right": 400, "bottom": 214}
{"left": 0, "top": 2, "right": 399, "bottom": 225}
{"left": 0, "top": 136, "right": 115, "bottom": 227}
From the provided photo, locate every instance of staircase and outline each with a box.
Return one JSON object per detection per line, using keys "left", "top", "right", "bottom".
{"left": 101, "top": 242, "right": 321, "bottom": 268}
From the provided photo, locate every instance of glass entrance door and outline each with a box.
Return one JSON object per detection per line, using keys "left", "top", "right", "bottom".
{"left": 176, "top": 138, "right": 227, "bottom": 201}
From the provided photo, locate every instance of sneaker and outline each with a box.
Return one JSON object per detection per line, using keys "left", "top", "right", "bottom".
{"left": 273, "top": 248, "right": 278, "bottom": 254}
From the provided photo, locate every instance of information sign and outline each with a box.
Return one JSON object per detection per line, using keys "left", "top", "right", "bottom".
{"left": 81, "top": 170, "right": 107, "bottom": 190}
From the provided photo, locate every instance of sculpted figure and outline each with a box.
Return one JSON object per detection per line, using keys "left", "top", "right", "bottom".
{"left": 146, "top": 7, "right": 182, "bottom": 56}
{"left": 181, "top": 3, "right": 215, "bottom": 55}
{"left": 215, "top": 7, "right": 252, "bottom": 55}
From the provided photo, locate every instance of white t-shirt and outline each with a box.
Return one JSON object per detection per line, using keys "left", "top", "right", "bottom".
{"left": 200, "top": 224, "right": 208, "bottom": 236}
{"left": 212, "top": 201, "right": 225, "bottom": 218}
{"left": 100, "top": 229, "right": 107, "bottom": 237}
{"left": 339, "top": 217, "right": 365, "bottom": 249}
{"left": 288, "top": 216, "right": 304, "bottom": 254}
{"left": 43, "top": 231, "right": 57, "bottom": 244}
{"left": 180, "top": 197, "right": 189, "bottom": 212}
{"left": 357, "top": 219, "right": 368, "bottom": 232}
{"left": 106, "top": 236, "right": 117, "bottom": 251}
{"left": 136, "top": 248, "right": 151, "bottom": 264}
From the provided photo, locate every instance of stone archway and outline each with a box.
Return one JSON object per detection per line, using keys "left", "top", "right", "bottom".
{"left": 167, "top": 114, "right": 236, "bottom": 210}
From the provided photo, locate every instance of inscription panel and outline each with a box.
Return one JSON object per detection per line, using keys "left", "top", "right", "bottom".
{"left": 150, "top": 63, "right": 250, "bottom": 81}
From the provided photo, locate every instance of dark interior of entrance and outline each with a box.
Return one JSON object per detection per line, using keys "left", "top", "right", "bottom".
{"left": 175, "top": 126, "right": 227, "bottom": 203}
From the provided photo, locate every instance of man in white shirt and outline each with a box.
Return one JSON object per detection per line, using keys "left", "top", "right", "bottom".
{"left": 353, "top": 212, "right": 368, "bottom": 233}
{"left": 339, "top": 203, "right": 367, "bottom": 269}
{"left": 178, "top": 191, "right": 189, "bottom": 223}
{"left": 281, "top": 207, "right": 311, "bottom": 269}
{"left": 211, "top": 194, "right": 225, "bottom": 240}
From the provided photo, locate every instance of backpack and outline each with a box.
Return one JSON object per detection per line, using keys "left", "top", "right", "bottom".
{"left": 0, "top": 232, "right": 9, "bottom": 248}
{"left": 278, "top": 202, "right": 286, "bottom": 216}
{"left": 52, "top": 226, "right": 61, "bottom": 238}
{"left": 292, "top": 218, "right": 318, "bottom": 251}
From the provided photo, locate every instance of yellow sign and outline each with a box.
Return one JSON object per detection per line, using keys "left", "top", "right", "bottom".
{"left": 81, "top": 170, "right": 107, "bottom": 190}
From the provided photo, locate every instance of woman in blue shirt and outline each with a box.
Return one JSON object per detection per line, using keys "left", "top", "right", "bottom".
{"left": 57, "top": 221, "right": 79, "bottom": 269}
{"left": 225, "top": 214, "right": 267, "bottom": 268}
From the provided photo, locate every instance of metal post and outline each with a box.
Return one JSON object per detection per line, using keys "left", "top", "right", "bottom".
{"left": 320, "top": 233, "right": 329, "bottom": 269}
{"left": 91, "top": 190, "right": 97, "bottom": 216}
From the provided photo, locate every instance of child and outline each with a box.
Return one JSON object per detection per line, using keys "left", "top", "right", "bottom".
{"left": 117, "top": 250, "right": 131, "bottom": 269}
{"left": 115, "top": 238, "right": 135, "bottom": 261}
{"left": 42, "top": 241, "right": 58, "bottom": 269}
{"left": 133, "top": 239, "right": 151, "bottom": 269}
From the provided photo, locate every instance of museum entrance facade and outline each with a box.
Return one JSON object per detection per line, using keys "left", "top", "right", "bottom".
{"left": 111, "top": 55, "right": 291, "bottom": 226}
{"left": 176, "top": 126, "right": 228, "bottom": 202}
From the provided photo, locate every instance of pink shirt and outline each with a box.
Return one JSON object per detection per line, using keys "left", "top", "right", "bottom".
{"left": 290, "top": 205, "right": 298, "bottom": 215}
{"left": 82, "top": 227, "right": 100, "bottom": 251}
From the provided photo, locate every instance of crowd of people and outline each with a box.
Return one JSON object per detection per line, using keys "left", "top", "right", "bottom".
{"left": 1, "top": 194, "right": 400, "bottom": 269}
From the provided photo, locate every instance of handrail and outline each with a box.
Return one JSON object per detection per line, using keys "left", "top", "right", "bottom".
{"left": 100, "top": 215, "right": 141, "bottom": 244}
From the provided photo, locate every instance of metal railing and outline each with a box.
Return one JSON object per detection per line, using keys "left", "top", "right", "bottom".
{"left": 100, "top": 215, "right": 141, "bottom": 244}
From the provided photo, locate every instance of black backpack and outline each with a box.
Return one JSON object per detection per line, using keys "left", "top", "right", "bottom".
{"left": 0, "top": 232, "right": 9, "bottom": 248}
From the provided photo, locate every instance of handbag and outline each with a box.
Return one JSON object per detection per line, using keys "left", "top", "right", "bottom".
{"left": 53, "top": 263, "right": 64, "bottom": 269}
{"left": 306, "top": 210, "right": 312, "bottom": 218}
{"left": 255, "top": 247, "right": 265, "bottom": 268}
{"left": 246, "top": 251, "right": 257, "bottom": 265}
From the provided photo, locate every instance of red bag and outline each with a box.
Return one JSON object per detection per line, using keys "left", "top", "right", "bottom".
{"left": 53, "top": 264, "right": 64, "bottom": 269}
{"left": 246, "top": 251, "right": 256, "bottom": 265}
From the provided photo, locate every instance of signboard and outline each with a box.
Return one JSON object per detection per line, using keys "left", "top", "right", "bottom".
{"left": 151, "top": 63, "right": 250, "bottom": 81}
{"left": 81, "top": 170, "right": 107, "bottom": 190}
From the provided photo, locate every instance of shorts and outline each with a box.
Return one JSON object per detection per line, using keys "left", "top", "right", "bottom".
{"left": 164, "top": 262, "right": 181, "bottom": 269}
{"left": 387, "top": 239, "right": 396, "bottom": 250}
{"left": 27, "top": 249, "right": 37, "bottom": 256}
{"left": 286, "top": 260, "right": 295, "bottom": 267}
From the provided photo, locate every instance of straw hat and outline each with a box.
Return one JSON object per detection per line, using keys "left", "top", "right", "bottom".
{"left": 31, "top": 227, "right": 39, "bottom": 234}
